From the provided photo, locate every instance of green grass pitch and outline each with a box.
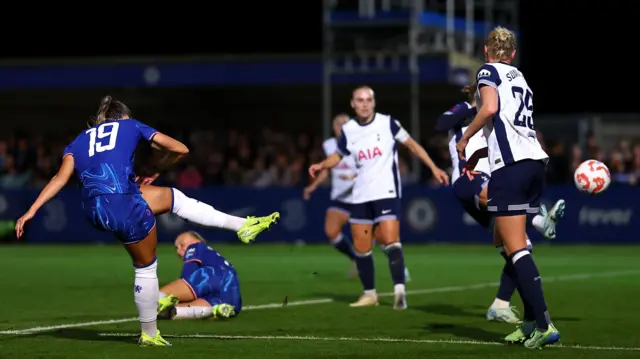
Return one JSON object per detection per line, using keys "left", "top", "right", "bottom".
{"left": 0, "top": 243, "right": 639, "bottom": 358}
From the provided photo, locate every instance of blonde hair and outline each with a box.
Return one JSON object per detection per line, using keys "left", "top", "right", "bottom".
{"left": 90, "top": 95, "right": 131, "bottom": 127}
{"left": 486, "top": 26, "right": 517, "bottom": 61}
{"left": 92, "top": 96, "right": 113, "bottom": 127}
{"left": 186, "top": 231, "right": 207, "bottom": 244}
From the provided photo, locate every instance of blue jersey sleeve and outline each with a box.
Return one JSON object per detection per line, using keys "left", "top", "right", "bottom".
{"left": 63, "top": 136, "right": 81, "bottom": 158}
{"left": 181, "top": 243, "right": 205, "bottom": 279}
{"left": 337, "top": 132, "right": 350, "bottom": 156}
{"left": 476, "top": 64, "right": 502, "bottom": 89}
{"left": 134, "top": 120, "right": 159, "bottom": 142}
{"left": 435, "top": 102, "right": 477, "bottom": 132}
{"left": 183, "top": 243, "right": 205, "bottom": 264}
{"left": 63, "top": 143, "right": 74, "bottom": 158}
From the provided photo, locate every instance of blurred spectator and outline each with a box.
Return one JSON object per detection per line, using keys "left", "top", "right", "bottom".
{"left": 547, "top": 140, "right": 570, "bottom": 184}
{"left": 176, "top": 164, "right": 203, "bottom": 189}
{"left": 399, "top": 158, "right": 419, "bottom": 185}
{"left": 3, "top": 126, "right": 640, "bottom": 190}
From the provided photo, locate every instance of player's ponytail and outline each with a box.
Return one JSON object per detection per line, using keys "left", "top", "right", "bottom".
{"left": 486, "top": 26, "right": 516, "bottom": 62}
{"left": 93, "top": 95, "right": 112, "bottom": 126}
{"left": 89, "top": 95, "right": 132, "bottom": 127}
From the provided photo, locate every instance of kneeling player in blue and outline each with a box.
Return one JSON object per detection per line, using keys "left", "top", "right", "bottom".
{"left": 157, "top": 231, "right": 242, "bottom": 320}
{"left": 438, "top": 83, "right": 566, "bottom": 324}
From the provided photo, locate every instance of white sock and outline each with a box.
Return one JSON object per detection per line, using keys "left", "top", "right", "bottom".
{"left": 394, "top": 284, "right": 405, "bottom": 294}
{"left": 175, "top": 306, "right": 214, "bottom": 319}
{"left": 159, "top": 292, "right": 167, "bottom": 299}
{"left": 134, "top": 259, "right": 159, "bottom": 337}
{"left": 171, "top": 188, "right": 246, "bottom": 231}
{"left": 491, "top": 298, "right": 510, "bottom": 309}
{"left": 532, "top": 214, "right": 546, "bottom": 233}
{"left": 364, "top": 289, "right": 377, "bottom": 297}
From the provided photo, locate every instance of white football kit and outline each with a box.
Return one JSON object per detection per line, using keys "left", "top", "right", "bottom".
{"left": 448, "top": 113, "right": 491, "bottom": 185}
{"left": 336, "top": 113, "right": 409, "bottom": 224}
{"left": 475, "top": 62, "right": 548, "bottom": 216}
{"left": 322, "top": 137, "right": 357, "bottom": 214}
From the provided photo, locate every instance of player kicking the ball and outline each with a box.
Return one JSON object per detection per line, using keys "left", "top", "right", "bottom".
{"left": 157, "top": 231, "right": 241, "bottom": 320}
{"left": 437, "top": 84, "right": 565, "bottom": 324}
{"left": 309, "top": 86, "right": 449, "bottom": 310}
{"left": 15, "top": 96, "right": 277, "bottom": 347}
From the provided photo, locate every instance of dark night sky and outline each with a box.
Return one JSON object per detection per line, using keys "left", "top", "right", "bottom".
{"left": 1, "top": 1, "right": 634, "bottom": 113}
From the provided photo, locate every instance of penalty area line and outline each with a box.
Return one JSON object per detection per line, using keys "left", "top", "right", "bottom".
{"left": 1, "top": 269, "right": 639, "bottom": 336}
{"left": 95, "top": 333, "right": 640, "bottom": 352}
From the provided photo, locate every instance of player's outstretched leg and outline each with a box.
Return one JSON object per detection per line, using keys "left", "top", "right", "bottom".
{"left": 529, "top": 200, "right": 566, "bottom": 239}
{"left": 125, "top": 227, "right": 171, "bottom": 347}
{"left": 140, "top": 185, "right": 279, "bottom": 243}
{"left": 236, "top": 212, "right": 280, "bottom": 243}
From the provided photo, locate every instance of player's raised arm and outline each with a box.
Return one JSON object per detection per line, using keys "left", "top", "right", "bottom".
{"left": 149, "top": 133, "right": 189, "bottom": 156}
{"left": 309, "top": 132, "right": 349, "bottom": 178}
{"left": 136, "top": 125, "right": 190, "bottom": 184}
{"left": 435, "top": 103, "right": 477, "bottom": 133}
{"left": 391, "top": 119, "right": 450, "bottom": 185}
{"left": 15, "top": 154, "right": 75, "bottom": 238}
{"left": 309, "top": 152, "right": 343, "bottom": 178}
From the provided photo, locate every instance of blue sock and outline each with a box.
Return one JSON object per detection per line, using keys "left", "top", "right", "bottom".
{"left": 383, "top": 243, "right": 406, "bottom": 285}
{"left": 511, "top": 249, "right": 551, "bottom": 330}
{"left": 497, "top": 250, "right": 517, "bottom": 302}
{"left": 331, "top": 233, "right": 356, "bottom": 260}
{"left": 354, "top": 251, "right": 375, "bottom": 290}
{"left": 499, "top": 248, "right": 534, "bottom": 321}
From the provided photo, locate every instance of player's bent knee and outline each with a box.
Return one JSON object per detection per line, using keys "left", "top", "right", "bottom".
{"left": 140, "top": 185, "right": 173, "bottom": 215}
{"left": 176, "top": 298, "right": 211, "bottom": 308}
{"left": 373, "top": 220, "right": 400, "bottom": 245}
{"left": 352, "top": 234, "right": 374, "bottom": 253}
{"left": 162, "top": 279, "right": 197, "bottom": 302}
{"left": 125, "top": 227, "right": 158, "bottom": 267}
{"left": 353, "top": 240, "right": 373, "bottom": 254}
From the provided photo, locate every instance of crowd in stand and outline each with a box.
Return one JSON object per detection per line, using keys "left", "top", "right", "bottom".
{"left": 1, "top": 128, "right": 639, "bottom": 190}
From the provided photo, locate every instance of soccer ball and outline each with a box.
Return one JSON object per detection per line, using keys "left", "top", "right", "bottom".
{"left": 574, "top": 160, "right": 611, "bottom": 195}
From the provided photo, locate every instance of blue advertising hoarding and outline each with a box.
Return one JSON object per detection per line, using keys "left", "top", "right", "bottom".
{"left": 0, "top": 185, "right": 637, "bottom": 244}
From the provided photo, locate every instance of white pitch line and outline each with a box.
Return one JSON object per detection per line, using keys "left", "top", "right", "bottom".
{"left": 95, "top": 333, "right": 640, "bottom": 352}
{"left": 0, "top": 269, "right": 638, "bottom": 336}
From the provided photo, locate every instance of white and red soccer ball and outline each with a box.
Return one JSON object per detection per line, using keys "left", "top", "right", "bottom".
{"left": 574, "top": 160, "right": 611, "bottom": 195}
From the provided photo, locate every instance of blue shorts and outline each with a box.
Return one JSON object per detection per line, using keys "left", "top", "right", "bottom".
{"left": 350, "top": 198, "right": 401, "bottom": 224}
{"left": 82, "top": 193, "right": 156, "bottom": 244}
{"left": 183, "top": 267, "right": 243, "bottom": 314}
{"left": 453, "top": 172, "right": 492, "bottom": 229}
{"left": 327, "top": 200, "right": 352, "bottom": 216}
{"left": 487, "top": 160, "right": 545, "bottom": 217}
